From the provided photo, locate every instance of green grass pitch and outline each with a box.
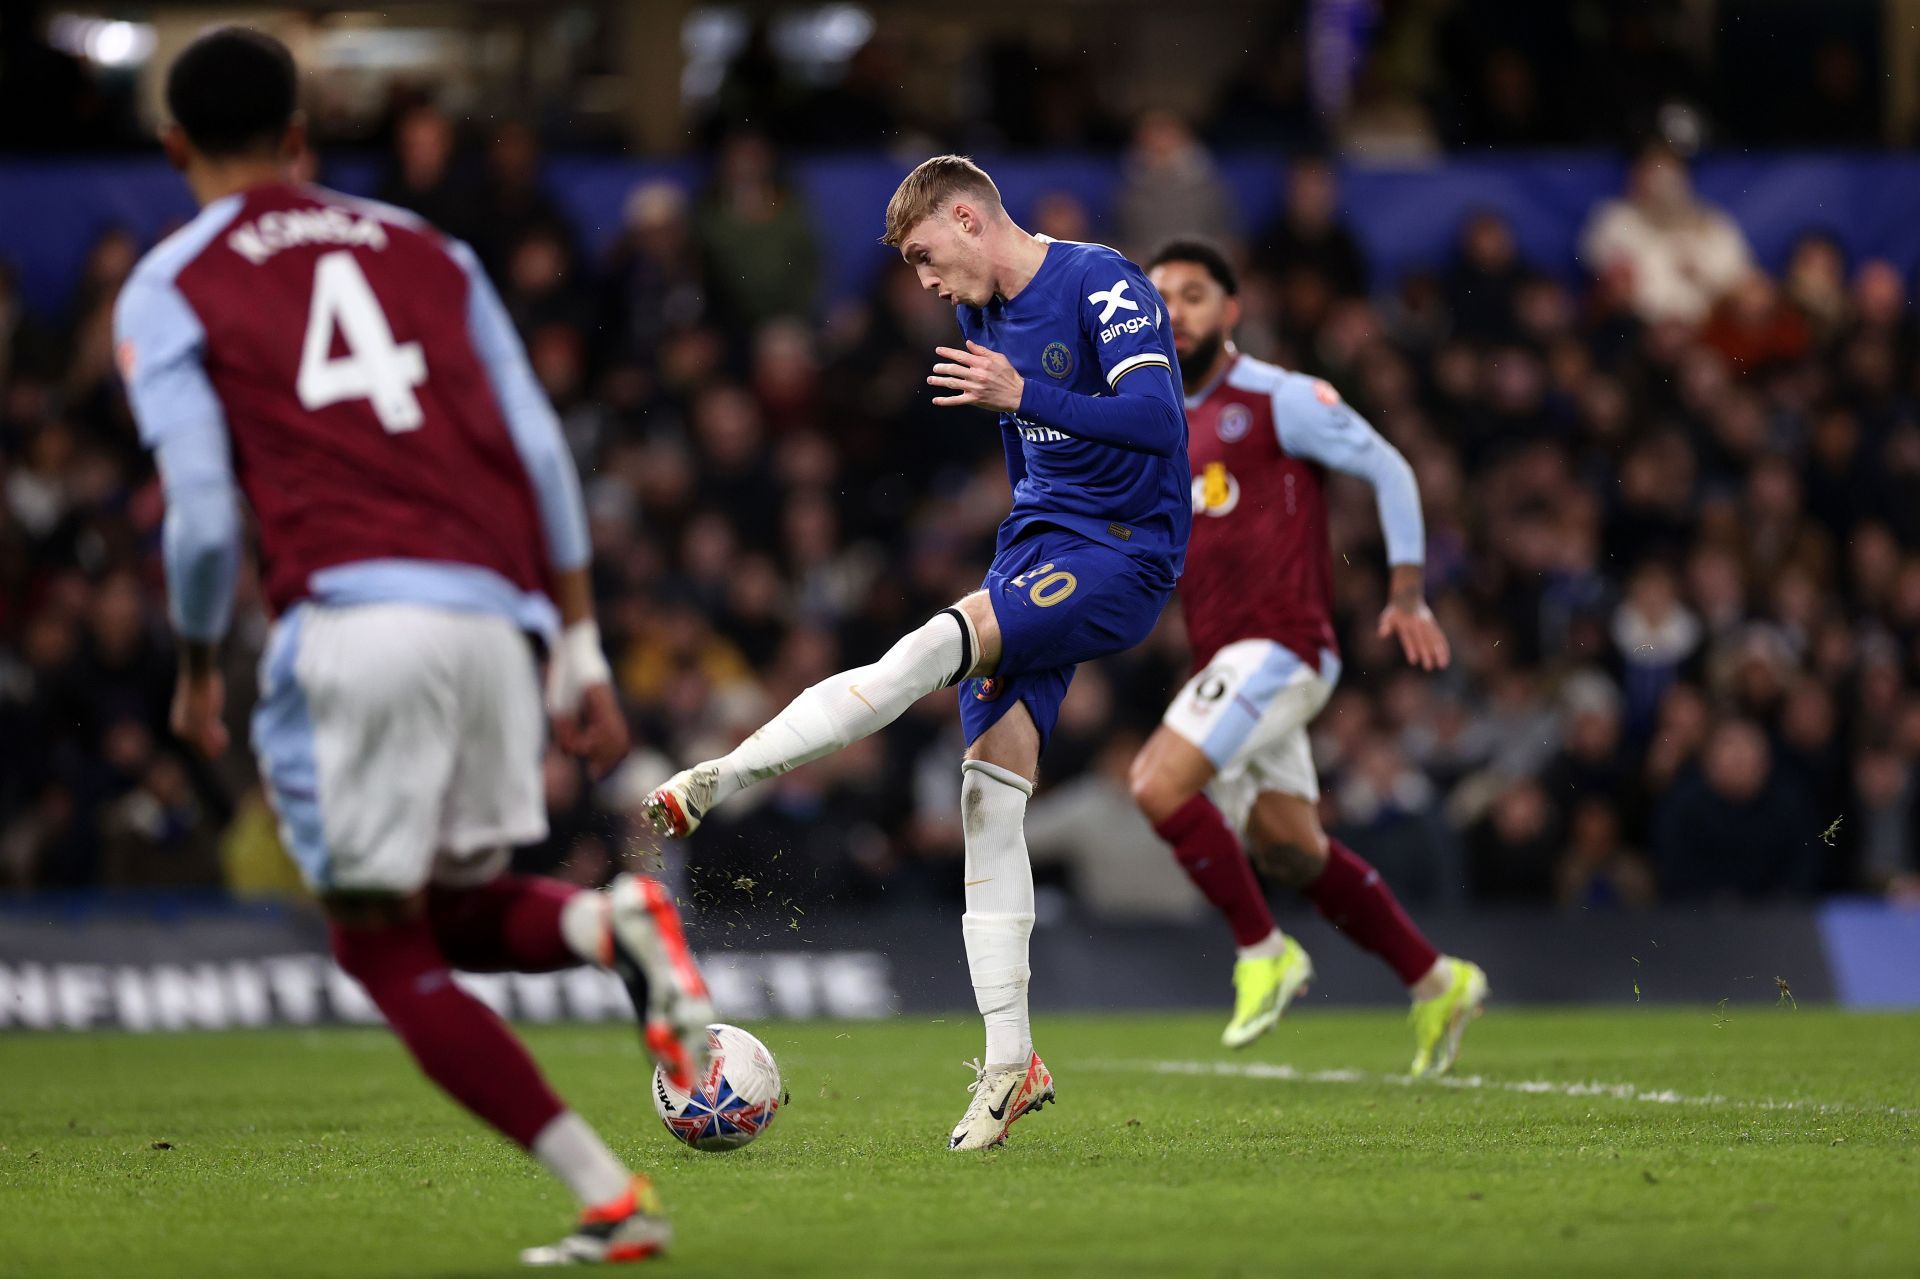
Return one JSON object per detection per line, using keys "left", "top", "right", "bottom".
{"left": 2, "top": 1008, "right": 1916, "bottom": 1277}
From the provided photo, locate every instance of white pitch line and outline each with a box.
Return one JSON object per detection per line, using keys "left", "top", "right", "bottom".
{"left": 1088, "top": 1059, "right": 1919, "bottom": 1118}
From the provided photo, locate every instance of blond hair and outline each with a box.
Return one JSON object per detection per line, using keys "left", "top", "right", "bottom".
{"left": 881, "top": 155, "right": 1003, "bottom": 246}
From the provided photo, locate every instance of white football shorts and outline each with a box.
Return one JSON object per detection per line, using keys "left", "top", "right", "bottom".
{"left": 252, "top": 602, "right": 547, "bottom": 894}
{"left": 1160, "top": 637, "right": 1342, "bottom": 836}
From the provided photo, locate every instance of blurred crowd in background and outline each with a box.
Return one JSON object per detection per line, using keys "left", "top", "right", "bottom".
{"left": 1, "top": 1, "right": 1895, "bottom": 157}
{"left": 5, "top": 105, "right": 1920, "bottom": 917}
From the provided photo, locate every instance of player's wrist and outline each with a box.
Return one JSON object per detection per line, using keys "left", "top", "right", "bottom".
{"left": 1016, "top": 373, "right": 1056, "bottom": 420}
{"left": 178, "top": 640, "right": 219, "bottom": 679}
{"left": 1387, "top": 564, "right": 1425, "bottom": 611}
{"left": 561, "top": 619, "right": 612, "bottom": 689}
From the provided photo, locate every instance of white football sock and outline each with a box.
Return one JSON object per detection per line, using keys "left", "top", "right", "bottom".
{"left": 557, "top": 889, "right": 609, "bottom": 968}
{"left": 959, "top": 759, "right": 1036, "bottom": 1068}
{"left": 710, "top": 609, "right": 974, "bottom": 808}
{"left": 530, "top": 1110, "right": 631, "bottom": 1207}
{"left": 1236, "top": 929, "right": 1288, "bottom": 961}
{"left": 1411, "top": 956, "right": 1455, "bottom": 1001}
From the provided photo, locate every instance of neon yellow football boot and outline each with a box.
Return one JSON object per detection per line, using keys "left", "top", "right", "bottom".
{"left": 1409, "top": 958, "right": 1489, "bottom": 1078}
{"left": 1221, "top": 936, "right": 1314, "bottom": 1049}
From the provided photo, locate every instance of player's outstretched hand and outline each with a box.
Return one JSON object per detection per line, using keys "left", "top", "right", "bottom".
{"left": 929, "top": 341, "right": 1025, "bottom": 413}
{"left": 171, "top": 670, "right": 230, "bottom": 758}
{"left": 1377, "top": 599, "right": 1451, "bottom": 672}
{"left": 554, "top": 682, "right": 630, "bottom": 779}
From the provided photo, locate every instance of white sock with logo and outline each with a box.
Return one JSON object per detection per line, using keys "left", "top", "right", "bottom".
{"left": 531, "top": 1110, "right": 632, "bottom": 1208}
{"left": 959, "top": 759, "right": 1036, "bottom": 1069}
{"left": 709, "top": 610, "right": 975, "bottom": 808}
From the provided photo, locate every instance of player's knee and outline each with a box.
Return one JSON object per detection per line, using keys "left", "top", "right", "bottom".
{"left": 951, "top": 592, "right": 1000, "bottom": 675}
{"left": 1128, "top": 761, "right": 1191, "bottom": 825}
{"left": 324, "top": 891, "right": 422, "bottom": 938}
{"left": 327, "top": 920, "right": 403, "bottom": 992}
{"left": 1248, "top": 838, "right": 1329, "bottom": 889}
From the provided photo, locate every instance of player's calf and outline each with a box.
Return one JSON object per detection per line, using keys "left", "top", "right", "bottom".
{"left": 329, "top": 911, "right": 568, "bottom": 1147}
{"left": 428, "top": 872, "right": 580, "bottom": 973}
{"left": 642, "top": 607, "right": 982, "bottom": 838}
{"left": 1153, "top": 792, "right": 1281, "bottom": 952}
{"left": 1246, "top": 837, "right": 1329, "bottom": 890}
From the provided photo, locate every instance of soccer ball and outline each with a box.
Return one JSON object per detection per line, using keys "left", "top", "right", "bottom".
{"left": 652, "top": 1023, "right": 784, "bottom": 1151}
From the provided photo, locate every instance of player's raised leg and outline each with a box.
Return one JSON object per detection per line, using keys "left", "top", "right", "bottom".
{"left": 424, "top": 866, "right": 714, "bottom": 1086}
{"left": 1129, "top": 727, "right": 1312, "bottom": 1048}
{"left": 641, "top": 596, "right": 988, "bottom": 837}
{"left": 427, "top": 864, "right": 714, "bottom": 1089}
{"left": 948, "top": 700, "right": 1054, "bottom": 1151}
{"left": 1244, "top": 792, "right": 1487, "bottom": 1077}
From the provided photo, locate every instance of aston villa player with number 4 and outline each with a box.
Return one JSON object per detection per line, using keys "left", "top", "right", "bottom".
{"left": 645, "top": 156, "right": 1190, "bottom": 1152}
{"left": 1128, "top": 240, "right": 1488, "bottom": 1076}
{"left": 114, "top": 27, "right": 716, "bottom": 1267}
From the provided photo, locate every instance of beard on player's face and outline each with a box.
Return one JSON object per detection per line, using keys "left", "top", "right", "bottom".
{"left": 1176, "top": 326, "right": 1227, "bottom": 381}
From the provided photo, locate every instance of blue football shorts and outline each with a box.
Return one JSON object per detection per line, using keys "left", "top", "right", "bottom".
{"left": 958, "top": 525, "right": 1175, "bottom": 754}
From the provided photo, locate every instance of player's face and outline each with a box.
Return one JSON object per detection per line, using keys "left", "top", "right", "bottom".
{"left": 1150, "top": 261, "right": 1239, "bottom": 378}
{"left": 899, "top": 211, "right": 993, "bottom": 307}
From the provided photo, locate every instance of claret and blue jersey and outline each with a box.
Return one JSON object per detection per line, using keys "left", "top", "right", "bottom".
{"left": 952, "top": 238, "right": 1193, "bottom": 753}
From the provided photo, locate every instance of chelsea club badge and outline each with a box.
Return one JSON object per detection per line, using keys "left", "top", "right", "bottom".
{"left": 1042, "top": 341, "right": 1073, "bottom": 379}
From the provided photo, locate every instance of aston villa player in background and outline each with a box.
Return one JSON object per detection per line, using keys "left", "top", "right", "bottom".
{"left": 1128, "top": 240, "right": 1489, "bottom": 1076}
{"left": 114, "top": 27, "right": 713, "bottom": 1266}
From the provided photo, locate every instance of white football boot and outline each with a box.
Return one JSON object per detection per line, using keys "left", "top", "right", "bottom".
{"left": 520, "top": 1176, "right": 670, "bottom": 1266}
{"left": 568, "top": 874, "right": 716, "bottom": 1091}
{"left": 639, "top": 763, "right": 721, "bottom": 839}
{"left": 948, "top": 1052, "right": 1055, "bottom": 1151}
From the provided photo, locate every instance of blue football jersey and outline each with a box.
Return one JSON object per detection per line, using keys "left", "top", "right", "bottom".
{"left": 956, "top": 238, "right": 1191, "bottom": 576}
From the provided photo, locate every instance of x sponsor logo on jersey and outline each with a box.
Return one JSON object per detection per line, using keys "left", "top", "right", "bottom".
{"left": 1087, "top": 279, "right": 1139, "bottom": 324}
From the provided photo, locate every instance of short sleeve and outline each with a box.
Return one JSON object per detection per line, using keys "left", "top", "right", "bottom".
{"left": 1079, "top": 256, "right": 1172, "bottom": 390}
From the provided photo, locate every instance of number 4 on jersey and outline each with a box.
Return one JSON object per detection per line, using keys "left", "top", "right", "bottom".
{"left": 297, "top": 250, "right": 427, "bottom": 432}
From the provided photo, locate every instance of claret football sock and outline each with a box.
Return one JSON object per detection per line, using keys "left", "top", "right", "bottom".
{"left": 427, "top": 874, "right": 579, "bottom": 973}
{"left": 959, "top": 759, "right": 1036, "bottom": 1067}
{"left": 1154, "top": 793, "right": 1280, "bottom": 950}
{"left": 709, "top": 609, "right": 973, "bottom": 808}
{"left": 329, "top": 915, "right": 565, "bottom": 1149}
{"left": 1304, "top": 839, "right": 1441, "bottom": 988}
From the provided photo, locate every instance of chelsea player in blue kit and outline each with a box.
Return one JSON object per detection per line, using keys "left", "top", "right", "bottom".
{"left": 644, "top": 156, "right": 1190, "bottom": 1150}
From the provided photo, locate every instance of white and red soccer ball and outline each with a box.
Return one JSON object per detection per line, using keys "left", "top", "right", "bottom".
{"left": 652, "top": 1023, "right": 784, "bottom": 1151}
